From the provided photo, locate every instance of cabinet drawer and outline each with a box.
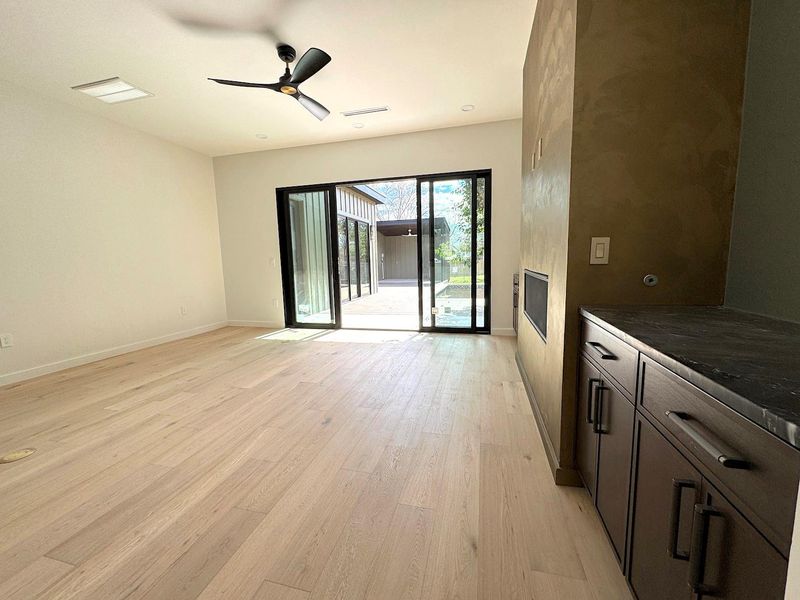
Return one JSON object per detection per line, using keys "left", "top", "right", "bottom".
{"left": 639, "top": 355, "right": 800, "bottom": 555}
{"left": 581, "top": 319, "right": 638, "bottom": 395}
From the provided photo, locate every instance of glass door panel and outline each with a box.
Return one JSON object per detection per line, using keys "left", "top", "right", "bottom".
{"left": 419, "top": 181, "right": 432, "bottom": 327}
{"left": 282, "top": 189, "right": 335, "bottom": 326}
{"left": 348, "top": 219, "right": 359, "bottom": 300}
{"left": 358, "top": 223, "right": 371, "bottom": 296}
{"left": 432, "top": 178, "right": 472, "bottom": 329}
{"left": 476, "top": 177, "right": 487, "bottom": 329}
{"left": 338, "top": 216, "right": 350, "bottom": 303}
{"left": 418, "top": 173, "right": 490, "bottom": 332}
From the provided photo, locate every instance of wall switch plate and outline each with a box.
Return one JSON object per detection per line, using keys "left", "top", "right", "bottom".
{"left": 180, "top": 306, "right": 188, "bottom": 316}
{"left": 0, "top": 333, "right": 14, "bottom": 348}
{"left": 590, "top": 237, "right": 610, "bottom": 264}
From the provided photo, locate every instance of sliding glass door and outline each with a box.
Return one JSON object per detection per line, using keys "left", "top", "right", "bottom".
{"left": 338, "top": 215, "right": 372, "bottom": 303}
{"left": 277, "top": 187, "right": 337, "bottom": 328}
{"left": 417, "top": 172, "right": 490, "bottom": 332}
{"left": 277, "top": 170, "right": 489, "bottom": 332}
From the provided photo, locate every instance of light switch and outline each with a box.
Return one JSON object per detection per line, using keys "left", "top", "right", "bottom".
{"left": 590, "top": 237, "right": 610, "bottom": 265}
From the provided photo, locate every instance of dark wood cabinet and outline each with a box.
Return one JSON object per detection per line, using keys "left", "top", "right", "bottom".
{"left": 576, "top": 354, "right": 635, "bottom": 563}
{"left": 594, "top": 379, "right": 635, "bottom": 561}
{"left": 577, "top": 313, "right": 796, "bottom": 599}
{"left": 629, "top": 414, "right": 701, "bottom": 600}
{"left": 692, "top": 480, "right": 787, "bottom": 599}
{"left": 576, "top": 356, "right": 601, "bottom": 495}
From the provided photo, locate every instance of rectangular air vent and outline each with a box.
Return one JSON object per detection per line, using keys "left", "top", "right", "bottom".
{"left": 341, "top": 106, "right": 389, "bottom": 117}
{"left": 71, "top": 77, "right": 153, "bottom": 104}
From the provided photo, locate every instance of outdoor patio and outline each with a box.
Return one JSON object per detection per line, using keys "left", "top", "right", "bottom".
{"left": 341, "top": 279, "right": 419, "bottom": 330}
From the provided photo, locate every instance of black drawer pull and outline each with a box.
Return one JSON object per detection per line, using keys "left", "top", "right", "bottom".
{"left": 585, "top": 341, "right": 616, "bottom": 360}
{"left": 688, "top": 503, "right": 721, "bottom": 594}
{"left": 593, "top": 385, "right": 609, "bottom": 434}
{"left": 665, "top": 412, "right": 749, "bottom": 469}
{"left": 586, "top": 378, "right": 602, "bottom": 423}
{"left": 668, "top": 478, "right": 697, "bottom": 560}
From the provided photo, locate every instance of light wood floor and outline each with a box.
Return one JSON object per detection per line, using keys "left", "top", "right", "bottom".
{"left": 0, "top": 327, "right": 631, "bottom": 600}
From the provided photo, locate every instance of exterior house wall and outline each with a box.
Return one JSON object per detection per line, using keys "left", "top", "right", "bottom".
{"left": 336, "top": 187, "right": 380, "bottom": 295}
{"left": 380, "top": 235, "right": 418, "bottom": 280}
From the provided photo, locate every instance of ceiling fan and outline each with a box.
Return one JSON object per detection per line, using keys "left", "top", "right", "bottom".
{"left": 209, "top": 44, "right": 331, "bottom": 120}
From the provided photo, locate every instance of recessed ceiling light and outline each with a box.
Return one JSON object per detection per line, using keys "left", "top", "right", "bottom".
{"left": 352, "top": 123, "right": 365, "bottom": 129}
{"left": 461, "top": 104, "right": 475, "bottom": 112}
{"left": 255, "top": 133, "right": 269, "bottom": 139}
{"left": 71, "top": 77, "right": 153, "bottom": 104}
{"left": 341, "top": 106, "right": 389, "bottom": 117}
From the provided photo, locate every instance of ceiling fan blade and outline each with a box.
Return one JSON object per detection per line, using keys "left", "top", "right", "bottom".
{"left": 296, "top": 93, "right": 330, "bottom": 120}
{"left": 290, "top": 48, "right": 331, "bottom": 85}
{"left": 209, "top": 78, "right": 279, "bottom": 90}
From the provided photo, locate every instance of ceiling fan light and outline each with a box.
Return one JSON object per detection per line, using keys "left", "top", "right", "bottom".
{"left": 280, "top": 85, "right": 297, "bottom": 95}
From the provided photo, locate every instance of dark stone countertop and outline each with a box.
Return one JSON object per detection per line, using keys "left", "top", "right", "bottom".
{"left": 580, "top": 305, "right": 800, "bottom": 450}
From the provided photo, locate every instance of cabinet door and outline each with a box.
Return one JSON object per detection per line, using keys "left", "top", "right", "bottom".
{"left": 629, "top": 415, "right": 700, "bottom": 600}
{"left": 594, "top": 379, "right": 634, "bottom": 562}
{"left": 689, "top": 481, "right": 787, "bottom": 599}
{"left": 576, "top": 356, "right": 601, "bottom": 495}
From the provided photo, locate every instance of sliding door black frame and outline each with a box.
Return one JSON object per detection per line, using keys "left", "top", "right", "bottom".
{"left": 277, "top": 168, "right": 491, "bottom": 333}
{"left": 276, "top": 185, "right": 341, "bottom": 329}
{"left": 416, "top": 170, "right": 491, "bottom": 334}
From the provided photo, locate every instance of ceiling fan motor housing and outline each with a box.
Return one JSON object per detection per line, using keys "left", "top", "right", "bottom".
{"left": 277, "top": 44, "right": 296, "bottom": 63}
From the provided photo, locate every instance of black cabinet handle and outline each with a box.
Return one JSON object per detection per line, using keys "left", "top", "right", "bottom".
{"left": 665, "top": 412, "right": 749, "bottom": 469}
{"left": 587, "top": 378, "right": 602, "bottom": 423}
{"left": 593, "top": 385, "right": 609, "bottom": 434}
{"left": 585, "top": 341, "right": 616, "bottom": 360}
{"left": 668, "top": 478, "right": 697, "bottom": 560}
{"left": 688, "top": 503, "right": 721, "bottom": 594}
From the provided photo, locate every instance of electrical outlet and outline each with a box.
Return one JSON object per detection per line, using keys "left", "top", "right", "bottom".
{"left": 272, "top": 298, "right": 278, "bottom": 308}
{"left": 0, "top": 333, "right": 14, "bottom": 348}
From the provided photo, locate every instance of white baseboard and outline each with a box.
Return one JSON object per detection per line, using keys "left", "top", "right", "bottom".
{"left": 491, "top": 327, "right": 517, "bottom": 336}
{"left": 227, "top": 320, "right": 285, "bottom": 329}
{"left": 0, "top": 321, "right": 228, "bottom": 387}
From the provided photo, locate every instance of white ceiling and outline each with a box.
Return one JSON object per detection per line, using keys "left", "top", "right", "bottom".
{"left": 0, "top": 0, "right": 535, "bottom": 156}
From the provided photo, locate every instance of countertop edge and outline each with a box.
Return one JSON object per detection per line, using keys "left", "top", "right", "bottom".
{"left": 579, "top": 307, "right": 800, "bottom": 450}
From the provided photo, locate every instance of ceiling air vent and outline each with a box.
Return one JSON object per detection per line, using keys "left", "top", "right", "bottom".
{"left": 71, "top": 77, "right": 153, "bottom": 104}
{"left": 341, "top": 106, "right": 389, "bottom": 117}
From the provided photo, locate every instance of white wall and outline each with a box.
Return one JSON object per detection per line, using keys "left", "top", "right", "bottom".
{"left": 0, "top": 81, "right": 227, "bottom": 384}
{"left": 213, "top": 119, "right": 522, "bottom": 333}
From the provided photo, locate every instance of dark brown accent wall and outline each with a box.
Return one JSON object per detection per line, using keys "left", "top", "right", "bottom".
{"left": 518, "top": 0, "right": 751, "bottom": 483}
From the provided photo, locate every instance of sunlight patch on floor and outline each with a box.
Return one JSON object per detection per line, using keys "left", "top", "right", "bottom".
{"left": 254, "top": 329, "right": 329, "bottom": 342}
{"left": 312, "top": 329, "right": 423, "bottom": 344}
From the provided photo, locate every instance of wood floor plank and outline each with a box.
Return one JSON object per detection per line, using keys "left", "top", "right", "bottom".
{"left": 364, "top": 504, "right": 433, "bottom": 600}
{"left": 252, "top": 579, "right": 311, "bottom": 600}
{"left": 309, "top": 445, "right": 415, "bottom": 600}
{"left": 0, "top": 556, "right": 73, "bottom": 600}
{"left": 530, "top": 571, "right": 595, "bottom": 600}
{"left": 420, "top": 413, "right": 481, "bottom": 600}
{"left": 398, "top": 432, "right": 447, "bottom": 509}
{"left": 137, "top": 507, "right": 264, "bottom": 600}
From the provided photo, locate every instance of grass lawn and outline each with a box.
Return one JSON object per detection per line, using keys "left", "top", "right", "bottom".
{"left": 447, "top": 275, "right": 485, "bottom": 284}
